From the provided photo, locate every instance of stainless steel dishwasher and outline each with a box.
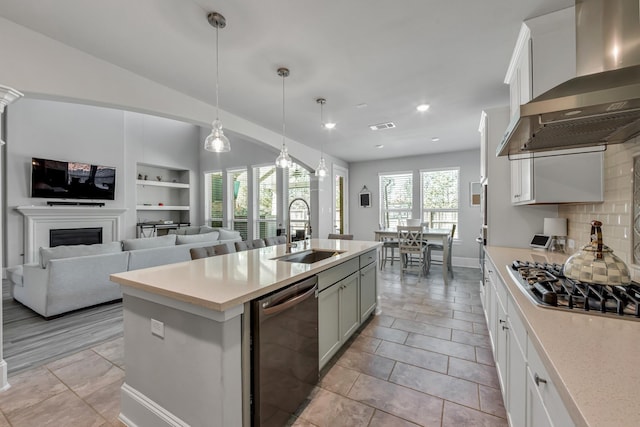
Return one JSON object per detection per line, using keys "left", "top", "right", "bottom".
{"left": 251, "top": 275, "right": 318, "bottom": 427}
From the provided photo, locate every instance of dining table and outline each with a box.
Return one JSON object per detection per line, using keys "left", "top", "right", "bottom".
{"left": 374, "top": 228, "right": 452, "bottom": 283}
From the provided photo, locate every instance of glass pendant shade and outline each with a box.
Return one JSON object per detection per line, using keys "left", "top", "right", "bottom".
{"left": 315, "top": 156, "right": 328, "bottom": 178}
{"left": 204, "top": 119, "right": 231, "bottom": 152}
{"left": 275, "top": 144, "right": 292, "bottom": 168}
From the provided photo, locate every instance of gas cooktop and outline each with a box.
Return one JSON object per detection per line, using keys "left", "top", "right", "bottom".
{"left": 508, "top": 260, "right": 640, "bottom": 321}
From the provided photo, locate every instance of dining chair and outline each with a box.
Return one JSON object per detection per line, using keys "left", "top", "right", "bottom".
{"left": 380, "top": 237, "right": 400, "bottom": 269}
{"left": 235, "top": 241, "right": 250, "bottom": 252}
{"left": 397, "top": 226, "right": 426, "bottom": 278}
{"left": 328, "top": 233, "right": 354, "bottom": 240}
{"left": 252, "top": 239, "right": 266, "bottom": 248}
{"left": 189, "top": 245, "right": 216, "bottom": 260}
{"left": 426, "top": 224, "right": 455, "bottom": 278}
{"left": 213, "top": 242, "right": 236, "bottom": 255}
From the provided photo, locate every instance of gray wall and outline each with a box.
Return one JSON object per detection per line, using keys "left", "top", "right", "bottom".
{"left": 5, "top": 99, "right": 200, "bottom": 268}
{"left": 348, "top": 149, "right": 482, "bottom": 262}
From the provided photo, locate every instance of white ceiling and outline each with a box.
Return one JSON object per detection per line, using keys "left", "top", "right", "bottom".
{"left": 0, "top": 0, "right": 573, "bottom": 162}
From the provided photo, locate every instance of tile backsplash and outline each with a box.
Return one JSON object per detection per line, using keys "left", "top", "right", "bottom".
{"left": 558, "top": 138, "right": 640, "bottom": 280}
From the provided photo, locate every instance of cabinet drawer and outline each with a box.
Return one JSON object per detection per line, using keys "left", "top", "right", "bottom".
{"left": 359, "top": 250, "right": 377, "bottom": 268}
{"left": 318, "top": 258, "right": 359, "bottom": 291}
{"left": 527, "top": 337, "right": 575, "bottom": 427}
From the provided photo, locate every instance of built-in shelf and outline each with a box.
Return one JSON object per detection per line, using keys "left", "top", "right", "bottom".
{"left": 136, "top": 205, "right": 190, "bottom": 211}
{"left": 136, "top": 164, "right": 191, "bottom": 230}
{"left": 136, "top": 179, "right": 189, "bottom": 189}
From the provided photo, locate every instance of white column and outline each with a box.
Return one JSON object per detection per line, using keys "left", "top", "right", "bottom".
{"left": 0, "top": 85, "right": 24, "bottom": 390}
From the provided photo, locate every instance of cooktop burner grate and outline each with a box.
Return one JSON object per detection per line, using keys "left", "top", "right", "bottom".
{"left": 509, "top": 260, "right": 640, "bottom": 320}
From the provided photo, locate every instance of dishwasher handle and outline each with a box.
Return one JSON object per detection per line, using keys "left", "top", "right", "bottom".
{"left": 262, "top": 282, "right": 318, "bottom": 316}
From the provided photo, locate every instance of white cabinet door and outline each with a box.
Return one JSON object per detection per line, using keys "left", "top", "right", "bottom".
{"left": 510, "top": 157, "right": 533, "bottom": 204}
{"left": 506, "top": 320, "right": 527, "bottom": 427}
{"left": 340, "top": 273, "right": 360, "bottom": 342}
{"left": 318, "top": 283, "right": 341, "bottom": 369}
{"left": 526, "top": 371, "right": 553, "bottom": 427}
{"left": 495, "top": 297, "right": 508, "bottom": 393}
{"left": 359, "top": 262, "right": 377, "bottom": 322}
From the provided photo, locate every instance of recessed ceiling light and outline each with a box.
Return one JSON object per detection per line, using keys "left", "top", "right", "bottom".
{"left": 376, "top": 144, "right": 384, "bottom": 148}
{"left": 323, "top": 122, "right": 336, "bottom": 129}
{"left": 431, "top": 137, "right": 440, "bottom": 142}
{"left": 417, "top": 104, "right": 430, "bottom": 112}
{"left": 356, "top": 103, "right": 368, "bottom": 109}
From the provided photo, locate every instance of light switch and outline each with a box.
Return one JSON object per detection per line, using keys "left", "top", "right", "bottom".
{"left": 151, "top": 318, "right": 164, "bottom": 338}
{"left": 568, "top": 239, "right": 575, "bottom": 249}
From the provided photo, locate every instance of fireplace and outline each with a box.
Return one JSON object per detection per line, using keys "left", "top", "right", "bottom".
{"left": 50, "top": 227, "right": 103, "bottom": 247}
{"left": 16, "top": 206, "right": 127, "bottom": 264}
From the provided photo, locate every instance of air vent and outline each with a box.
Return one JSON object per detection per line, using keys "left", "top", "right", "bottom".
{"left": 369, "top": 122, "right": 396, "bottom": 131}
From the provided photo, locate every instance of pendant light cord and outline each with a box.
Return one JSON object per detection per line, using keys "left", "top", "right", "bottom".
{"left": 320, "top": 101, "right": 325, "bottom": 157}
{"left": 282, "top": 72, "right": 286, "bottom": 147}
{"left": 215, "top": 24, "right": 220, "bottom": 121}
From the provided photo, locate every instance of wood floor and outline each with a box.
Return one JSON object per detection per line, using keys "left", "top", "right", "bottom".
{"left": 2, "top": 280, "right": 123, "bottom": 375}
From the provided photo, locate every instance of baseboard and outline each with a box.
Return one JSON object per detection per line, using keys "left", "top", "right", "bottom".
{"left": 429, "top": 255, "right": 480, "bottom": 269}
{"left": 0, "top": 360, "right": 9, "bottom": 392}
{"left": 120, "top": 383, "right": 189, "bottom": 427}
{"left": 453, "top": 256, "right": 481, "bottom": 269}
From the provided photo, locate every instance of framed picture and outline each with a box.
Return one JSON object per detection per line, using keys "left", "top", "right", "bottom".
{"left": 470, "top": 182, "right": 481, "bottom": 206}
{"left": 360, "top": 192, "right": 371, "bottom": 208}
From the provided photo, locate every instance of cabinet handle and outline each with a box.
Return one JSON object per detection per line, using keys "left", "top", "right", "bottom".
{"left": 502, "top": 325, "right": 509, "bottom": 330}
{"left": 499, "top": 319, "right": 506, "bottom": 324}
{"left": 534, "top": 373, "right": 547, "bottom": 386}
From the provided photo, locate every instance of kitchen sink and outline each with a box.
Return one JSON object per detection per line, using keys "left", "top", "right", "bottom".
{"left": 273, "top": 249, "right": 345, "bottom": 264}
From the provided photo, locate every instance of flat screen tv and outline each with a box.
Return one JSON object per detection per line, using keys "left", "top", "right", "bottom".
{"left": 31, "top": 157, "right": 116, "bottom": 200}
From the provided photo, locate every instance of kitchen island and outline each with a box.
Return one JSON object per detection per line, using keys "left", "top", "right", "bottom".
{"left": 484, "top": 246, "right": 640, "bottom": 427}
{"left": 110, "top": 238, "right": 380, "bottom": 427}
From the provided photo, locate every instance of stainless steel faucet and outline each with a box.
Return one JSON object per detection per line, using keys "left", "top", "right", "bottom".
{"left": 287, "top": 197, "right": 311, "bottom": 252}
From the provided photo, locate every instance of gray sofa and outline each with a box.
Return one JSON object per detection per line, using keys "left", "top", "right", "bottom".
{"left": 11, "top": 228, "right": 241, "bottom": 318}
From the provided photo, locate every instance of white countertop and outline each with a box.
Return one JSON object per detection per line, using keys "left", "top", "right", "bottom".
{"left": 485, "top": 246, "right": 640, "bottom": 427}
{"left": 110, "top": 239, "right": 380, "bottom": 312}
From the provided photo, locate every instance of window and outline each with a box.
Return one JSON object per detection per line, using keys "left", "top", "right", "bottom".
{"left": 254, "top": 165, "right": 278, "bottom": 238}
{"left": 421, "top": 168, "right": 459, "bottom": 237}
{"left": 228, "top": 168, "right": 248, "bottom": 240}
{"left": 206, "top": 171, "right": 224, "bottom": 227}
{"left": 288, "top": 163, "right": 311, "bottom": 237}
{"left": 379, "top": 172, "right": 412, "bottom": 229}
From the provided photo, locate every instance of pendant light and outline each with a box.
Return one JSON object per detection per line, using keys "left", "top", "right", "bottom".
{"left": 314, "top": 98, "right": 329, "bottom": 178}
{"left": 204, "top": 12, "right": 231, "bottom": 153}
{"left": 275, "top": 67, "right": 293, "bottom": 168}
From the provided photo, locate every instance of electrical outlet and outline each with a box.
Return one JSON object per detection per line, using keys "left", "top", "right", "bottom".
{"left": 568, "top": 239, "right": 575, "bottom": 249}
{"left": 151, "top": 318, "right": 164, "bottom": 338}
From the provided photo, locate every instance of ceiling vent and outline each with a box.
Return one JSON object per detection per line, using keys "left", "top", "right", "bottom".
{"left": 369, "top": 122, "right": 396, "bottom": 131}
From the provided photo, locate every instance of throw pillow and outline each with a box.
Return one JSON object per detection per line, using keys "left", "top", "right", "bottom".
{"left": 122, "top": 234, "right": 177, "bottom": 251}
{"left": 218, "top": 228, "right": 241, "bottom": 241}
{"left": 176, "top": 232, "right": 220, "bottom": 245}
{"left": 199, "top": 225, "right": 216, "bottom": 234}
{"left": 40, "top": 241, "right": 123, "bottom": 268}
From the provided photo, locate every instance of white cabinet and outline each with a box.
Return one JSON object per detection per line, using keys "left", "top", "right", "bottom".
{"left": 505, "top": 27, "right": 532, "bottom": 121}
{"left": 526, "top": 337, "right": 575, "bottom": 427}
{"left": 504, "top": 7, "right": 603, "bottom": 206}
{"left": 510, "top": 156, "right": 532, "bottom": 204}
{"left": 510, "top": 150, "right": 603, "bottom": 205}
{"left": 136, "top": 163, "right": 191, "bottom": 226}
{"left": 318, "top": 272, "right": 360, "bottom": 369}
{"left": 481, "top": 257, "right": 572, "bottom": 427}
{"left": 359, "top": 251, "right": 377, "bottom": 322}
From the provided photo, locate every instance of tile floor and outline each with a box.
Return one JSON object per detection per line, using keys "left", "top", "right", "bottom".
{"left": 0, "top": 263, "right": 507, "bottom": 426}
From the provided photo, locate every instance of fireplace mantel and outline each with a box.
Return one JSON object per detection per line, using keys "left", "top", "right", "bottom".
{"left": 16, "top": 206, "right": 127, "bottom": 264}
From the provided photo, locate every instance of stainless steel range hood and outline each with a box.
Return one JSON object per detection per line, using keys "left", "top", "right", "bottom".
{"left": 497, "top": 0, "right": 640, "bottom": 157}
